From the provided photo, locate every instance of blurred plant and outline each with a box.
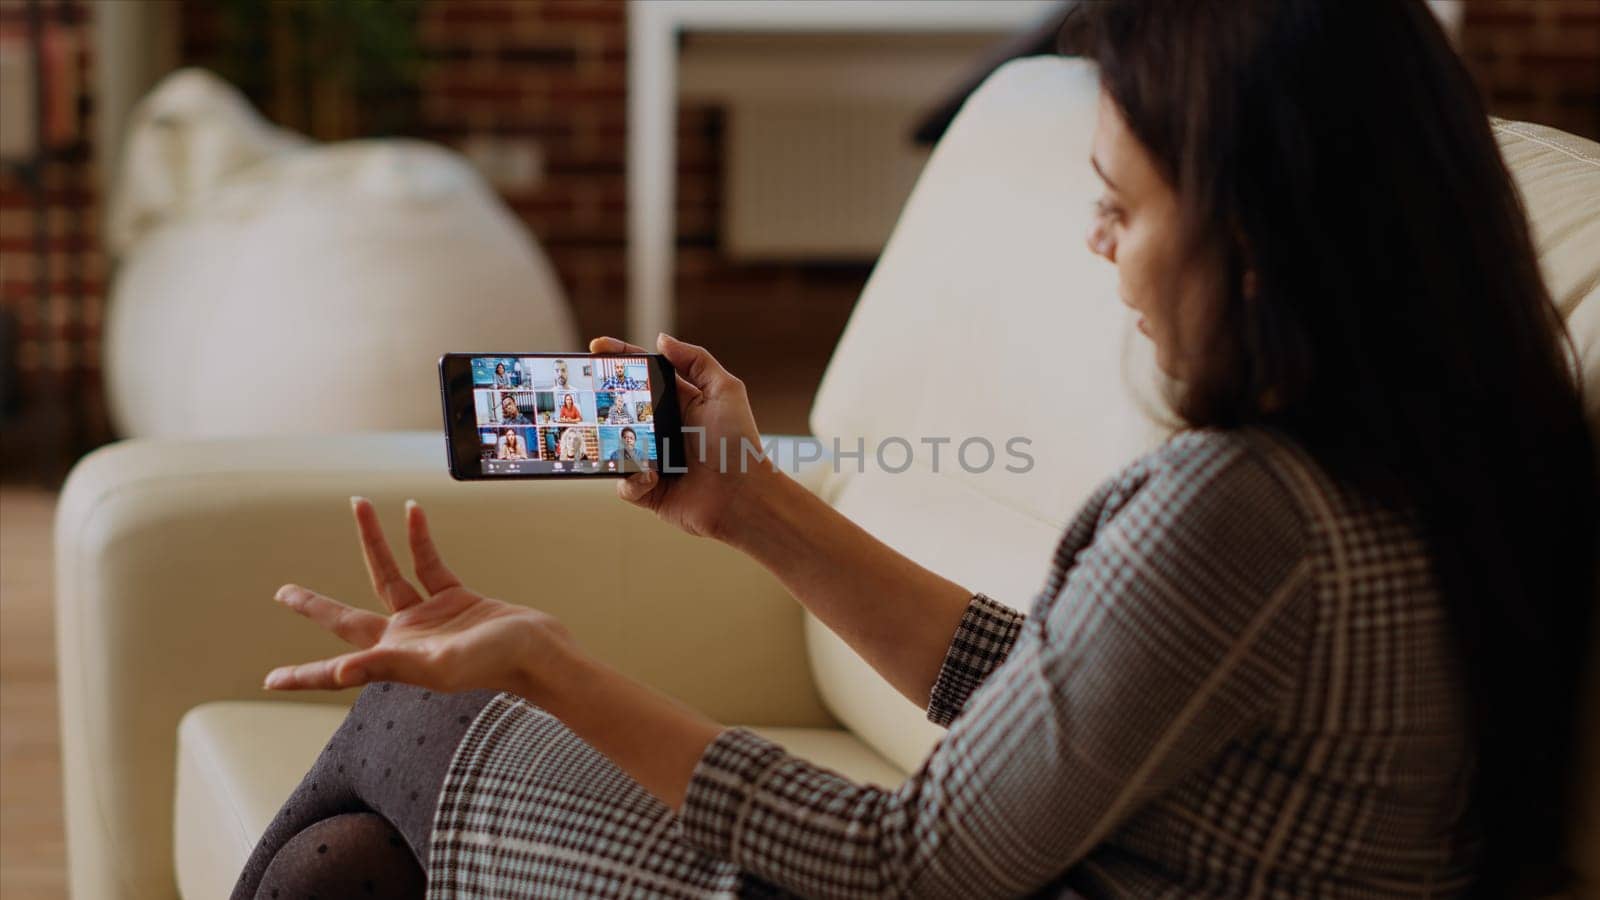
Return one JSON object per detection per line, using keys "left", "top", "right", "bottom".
{"left": 209, "top": 0, "right": 423, "bottom": 139}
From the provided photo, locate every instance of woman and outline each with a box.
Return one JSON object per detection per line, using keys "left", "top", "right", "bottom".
{"left": 557, "top": 392, "right": 583, "bottom": 423}
{"left": 494, "top": 428, "right": 528, "bottom": 461}
{"left": 234, "top": 2, "right": 1595, "bottom": 898}
{"left": 492, "top": 362, "right": 513, "bottom": 389}
{"left": 558, "top": 425, "right": 590, "bottom": 462}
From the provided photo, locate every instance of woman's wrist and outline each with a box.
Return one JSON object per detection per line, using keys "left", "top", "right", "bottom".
{"left": 509, "top": 615, "right": 588, "bottom": 704}
{"left": 507, "top": 615, "right": 725, "bottom": 810}
{"left": 711, "top": 457, "right": 798, "bottom": 548}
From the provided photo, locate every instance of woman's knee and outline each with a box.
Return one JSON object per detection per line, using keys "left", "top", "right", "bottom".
{"left": 254, "top": 812, "right": 423, "bottom": 900}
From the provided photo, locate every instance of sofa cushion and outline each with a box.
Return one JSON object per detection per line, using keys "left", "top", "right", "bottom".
{"left": 174, "top": 701, "right": 905, "bottom": 900}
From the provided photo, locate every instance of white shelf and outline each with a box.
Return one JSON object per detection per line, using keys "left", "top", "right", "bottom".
{"left": 625, "top": 0, "right": 1058, "bottom": 343}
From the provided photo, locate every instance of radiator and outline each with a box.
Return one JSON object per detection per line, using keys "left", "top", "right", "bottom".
{"left": 724, "top": 102, "right": 930, "bottom": 261}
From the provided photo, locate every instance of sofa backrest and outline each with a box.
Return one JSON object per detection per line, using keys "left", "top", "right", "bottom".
{"left": 1488, "top": 117, "right": 1600, "bottom": 883}
{"left": 1493, "top": 119, "right": 1600, "bottom": 418}
{"left": 805, "top": 54, "right": 1600, "bottom": 807}
{"left": 808, "top": 58, "right": 1166, "bottom": 770}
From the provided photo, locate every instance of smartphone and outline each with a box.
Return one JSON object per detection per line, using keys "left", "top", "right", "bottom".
{"left": 439, "top": 352, "right": 684, "bottom": 480}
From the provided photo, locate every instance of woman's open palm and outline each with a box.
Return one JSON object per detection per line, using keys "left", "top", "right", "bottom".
{"left": 264, "top": 498, "right": 564, "bottom": 697}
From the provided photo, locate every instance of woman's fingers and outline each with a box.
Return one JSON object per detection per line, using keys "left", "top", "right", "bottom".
{"left": 275, "top": 584, "right": 386, "bottom": 648}
{"left": 589, "top": 335, "right": 648, "bottom": 354}
{"left": 263, "top": 650, "right": 373, "bottom": 691}
{"left": 590, "top": 335, "right": 703, "bottom": 403}
{"left": 351, "top": 497, "right": 425, "bottom": 612}
{"left": 404, "top": 501, "right": 462, "bottom": 594}
{"left": 657, "top": 333, "right": 738, "bottom": 393}
{"left": 263, "top": 645, "right": 433, "bottom": 692}
{"left": 334, "top": 645, "right": 434, "bottom": 688}
{"left": 616, "top": 470, "right": 660, "bottom": 504}
{"left": 673, "top": 374, "right": 703, "bottom": 404}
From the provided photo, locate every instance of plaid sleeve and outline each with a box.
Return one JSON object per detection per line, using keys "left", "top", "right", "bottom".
{"left": 925, "top": 593, "right": 1025, "bottom": 726}
{"left": 678, "top": 727, "right": 788, "bottom": 860}
{"left": 678, "top": 436, "right": 1314, "bottom": 899}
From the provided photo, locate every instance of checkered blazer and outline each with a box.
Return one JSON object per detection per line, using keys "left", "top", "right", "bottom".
{"left": 680, "top": 429, "right": 1481, "bottom": 897}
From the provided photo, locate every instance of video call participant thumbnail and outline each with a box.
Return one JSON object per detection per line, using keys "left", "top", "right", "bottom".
{"left": 599, "top": 425, "right": 655, "bottom": 470}
{"left": 471, "top": 357, "right": 523, "bottom": 388}
{"left": 552, "top": 425, "right": 599, "bottom": 462}
{"left": 555, "top": 392, "right": 585, "bottom": 423}
{"left": 495, "top": 427, "right": 536, "bottom": 460}
{"left": 596, "top": 357, "right": 647, "bottom": 392}
{"left": 527, "top": 357, "right": 594, "bottom": 392}
{"left": 498, "top": 393, "right": 533, "bottom": 425}
{"left": 598, "top": 390, "right": 646, "bottom": 425}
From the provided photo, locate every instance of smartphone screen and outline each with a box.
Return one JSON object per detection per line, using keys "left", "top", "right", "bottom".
{"left": 439, "top": 353, "right": 683, "bottom": 480}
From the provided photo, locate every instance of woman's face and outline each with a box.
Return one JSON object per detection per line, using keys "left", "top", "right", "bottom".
{"left": 1087, "top": 90, "right": 1192, "bottom": 377}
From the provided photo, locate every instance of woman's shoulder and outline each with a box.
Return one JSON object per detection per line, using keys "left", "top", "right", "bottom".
{"left": 1060, "top": 427, "right": 1367, "bottom": 579}
{"left": 1148, "top": 427, "right": 1325, "bottom": 497}
{"left": 1104, "top": 428, "right": 1321, "bottom": 552}
{"left": 1119, "top": 428, "right": 1302, "bottom": 499}
{"left": 1134, "top": 427, "right": 1420, "bottom": 561}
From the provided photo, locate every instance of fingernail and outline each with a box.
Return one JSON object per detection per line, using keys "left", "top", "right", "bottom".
{"left": 350, "top": 495, "right": 364, "bottom": 510}
{"left": 657, "top": 332, "right": 674, "bottom": 345}
{"left": 405, "top": 499, "right": 418, "bottom": 512}
{"left": 273, "top": 585, "right": 292, "bottom": 602}
{"left": 263, "top": 671, "right": 284, "bottom": 689}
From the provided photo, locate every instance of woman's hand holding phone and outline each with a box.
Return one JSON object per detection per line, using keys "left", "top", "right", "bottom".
{"left": 588, "top": 333, "right": 775, "bottom": 541}
{"left": 267, "top": 333, "right": 776, "bottom": 697}
{"left": 268, "top": 332, "right": 972, "bottom": 744}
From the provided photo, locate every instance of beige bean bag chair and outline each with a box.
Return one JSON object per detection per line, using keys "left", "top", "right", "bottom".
{"left": 104, "top": 68, "right": 576, "bottom": 437}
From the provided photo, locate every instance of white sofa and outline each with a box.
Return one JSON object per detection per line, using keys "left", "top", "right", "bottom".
{"left": 55, "top": 59, "right": 1600, "bottom": 899}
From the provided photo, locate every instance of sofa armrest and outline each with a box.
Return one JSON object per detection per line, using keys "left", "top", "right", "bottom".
{"left": 55, "top": 431, "right": 830, "bottom": 900}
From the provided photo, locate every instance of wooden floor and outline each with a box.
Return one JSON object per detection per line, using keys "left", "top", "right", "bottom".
{"left": 0, "top": 488, "right": 67, "bottom": 898}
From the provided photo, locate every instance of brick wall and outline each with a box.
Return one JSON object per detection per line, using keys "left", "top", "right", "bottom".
{"left": 1459, "top": 0, "right": 1600, "bottom": 140}
{"left": 0, "top": 0, "right": 105, "bottom": 478}
{"left": 2, "top": 0, "right": 1598, "bottom": 476}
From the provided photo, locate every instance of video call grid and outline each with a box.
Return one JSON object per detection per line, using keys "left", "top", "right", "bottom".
{"left": 471, "top": 356, "right": 657, "bottom": 470}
